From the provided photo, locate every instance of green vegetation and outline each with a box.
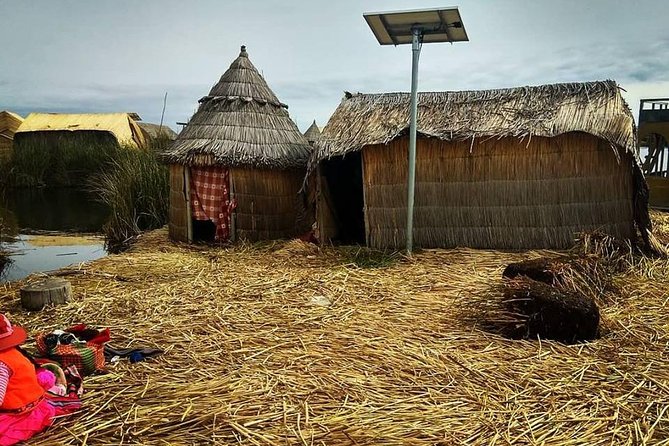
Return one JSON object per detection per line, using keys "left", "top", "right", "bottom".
{"left": 90, "top": 148, "right": 169, "bottom": 253}
{"left": 2, "top": 133, "right": 171, "bottom": 252}
{"left": 8, "top": 132, "right": 122, "bottom": 187}
{"left": 340, "top": 246, "right": 402, "bottom": 268}
{"left": 0, "top": 219, "right": 9, "bottom": 278}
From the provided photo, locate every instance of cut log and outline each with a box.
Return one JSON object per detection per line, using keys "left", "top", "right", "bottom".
{"left": 502, "top": 277, "right": 599, "bottom": 344}
{"left": 20, "top": 278, "right": 72, "bottom": 311}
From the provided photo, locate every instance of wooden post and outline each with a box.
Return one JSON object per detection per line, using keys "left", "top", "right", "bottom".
{"left": 184, "top": 166, "right": 193, "bottom": 243}
{"left": 20, "top": 279, "right": 72, "bottom": 311}
{"left": 660, "top": 145, "right": 665, "bottom": 177}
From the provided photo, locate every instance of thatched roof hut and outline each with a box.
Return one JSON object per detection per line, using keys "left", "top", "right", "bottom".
{"left": 15, "top": 112, "right": 147, "bottom": 148}
{"left": 163, "top": 45, "right": 312, "bottom": 243}
{"left": 310, "top": 80, "right": 651, "bottom": 249}
{"left": 137, "top": 122, "right": 178, "bottom": 142}
{"left": 0, "top": 111, "right": 23, "bottom": 160}
{"left": 11, "top": 112, "right": 150, "bottom": 186}
{"left": 303, "top": 120, "right": 321, "bottom": 145}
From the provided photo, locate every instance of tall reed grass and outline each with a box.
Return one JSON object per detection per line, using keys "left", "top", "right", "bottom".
{"left": 91, "top": 147, "right": 169, "bottom": 252}
{"left": 0, "top": 219, "right": 9, "bottom": 278}
{"left": 10, "top": 132, "right": 121, "bottom": 187}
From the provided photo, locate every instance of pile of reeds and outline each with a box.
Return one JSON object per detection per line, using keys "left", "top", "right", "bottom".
{"left": 651, "top": 210, "right": 669, "bottom": 246}
{"left": 0, "top": 223, "right": 667, "bottom": 444}
{"left": 91, "top": 148, "right": 168, "bottom": 252}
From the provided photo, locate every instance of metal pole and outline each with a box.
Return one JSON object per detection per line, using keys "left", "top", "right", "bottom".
{"left": 406, "top": 27, "right": 422, "bottom": 254}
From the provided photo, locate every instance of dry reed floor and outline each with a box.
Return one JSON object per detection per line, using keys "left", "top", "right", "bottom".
{"left": 1, "top": 216, "right": 668, "bottom": 445}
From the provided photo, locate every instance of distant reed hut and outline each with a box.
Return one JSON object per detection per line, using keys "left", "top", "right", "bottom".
{"left": 163, "top": 46, "right": 312, "bottom": 243}
{"left": 0, "top": 111, "right": 23, "bottom": 161}
{"left": 12, "top": 113, "right": 150, "bottom": 186}
{"left": 303, "top": 120, "right": 321, "bottom": 145}
{"left": 137, "top": 122, "right": 178, "bottom": 144}
{"left": 15, "top": 112, "right": 148, "bottom": 149}
{"left": 309, "top": 81, "right": 651, "bottom": 250}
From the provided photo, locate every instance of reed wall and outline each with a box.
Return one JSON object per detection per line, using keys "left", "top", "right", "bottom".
{"left": 647, "top": 176, "right": 669, "bottom": 210}
{"left": 231, "top": 168, "right": 307, "bottom": 241}
{"left": 362, "top": 132, "right": 635, "bottom": 250}
{"left": 0, "top": 138, "right": 12, "bottom": 161}
{"left": 168, "top": 164, "right": 189, "bottom": 242}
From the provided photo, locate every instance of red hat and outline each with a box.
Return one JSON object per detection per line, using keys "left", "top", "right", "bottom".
{"left": 0, "top": 315, "right": 27, "bottom": 351}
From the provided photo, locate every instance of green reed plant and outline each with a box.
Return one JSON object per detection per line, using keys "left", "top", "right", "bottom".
{"left": 91, "top": 147, "right": 169, "bottom": 252}
{"left": 10, "top": 132, "right": 121, "bottom": 187}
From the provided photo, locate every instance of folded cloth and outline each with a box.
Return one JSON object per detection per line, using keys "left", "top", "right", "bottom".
{"left": 103, "top": 345, "right": 163, "bottom": 362}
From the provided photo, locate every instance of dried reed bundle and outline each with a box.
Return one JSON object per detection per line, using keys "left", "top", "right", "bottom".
{"left": 0, "top": 225, "right": 667, "bottom": 445}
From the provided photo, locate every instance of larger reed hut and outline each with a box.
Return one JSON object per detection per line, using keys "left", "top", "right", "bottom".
{"left": 15, "top": 113, "right": 147, "bottom": 149}
{"left": 163, "top": 46, "right": 312, "bottom": 243}
{"left": 0, "top": 111, "right": 23, "bottom": 160}
{"left": 310, "top": 81, "right": 650, "bottom": 250}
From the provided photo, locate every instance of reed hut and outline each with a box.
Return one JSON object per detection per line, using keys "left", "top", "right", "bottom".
{"left": 304, "top": 120, "right": 321, "bottom": 145}
{"left": 137, "top": 122, "right": 178, "bottom": 143}
{"left": 309, "top": 80, "right": 651, "bottom": 250}
{"left": 163, "top": 46, "right": 311, "bottom": 243}
{"left": 0, "top": 111, "right": 23, "bottom": 160}
{"left": 15, "top": 113, "right": 147, "bottom": 148}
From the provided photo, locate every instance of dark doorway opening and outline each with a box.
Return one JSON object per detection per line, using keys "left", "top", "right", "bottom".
{"left": 322, "top": 152, "right": 366, "bottom": 244}
{"left": 192, "top": 219, "right": 216, "bottom": 243}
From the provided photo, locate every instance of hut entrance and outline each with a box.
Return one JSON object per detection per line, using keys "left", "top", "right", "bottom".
{"left": 321, "top": 152, "right": 365, "bottom": 244}
{"left": 189, "top": 167, "right": 235, "bottom": 243}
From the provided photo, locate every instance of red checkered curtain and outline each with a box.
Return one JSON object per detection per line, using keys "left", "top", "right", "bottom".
{"left": 190, "top": 166, "right": 237, "bottom": 241}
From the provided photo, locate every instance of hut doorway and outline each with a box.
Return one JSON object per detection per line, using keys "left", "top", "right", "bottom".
{"left": 192, "top": 219, "right": 216, "bottom": 243}
{"left": 321, "top": 152, "right": 365, "bottom": 244}
{"left": 189, "top": 167, "right": 235, "bottom": 244}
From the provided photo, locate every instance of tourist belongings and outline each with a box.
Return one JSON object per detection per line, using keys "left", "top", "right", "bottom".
{"left": 103, "top": 345, "right": 163, "bottom": 364}
{"left": 35, "top": 324, "right": 109, "bottom": 376}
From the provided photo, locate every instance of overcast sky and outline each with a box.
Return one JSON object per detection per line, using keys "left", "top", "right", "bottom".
{"left": 1, "top": 0, "right": 668, "bottom": 133}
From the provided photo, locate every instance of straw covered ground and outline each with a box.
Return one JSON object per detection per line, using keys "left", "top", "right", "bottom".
{"left": 0, "top": 214, "right": 668, "bottom": 445}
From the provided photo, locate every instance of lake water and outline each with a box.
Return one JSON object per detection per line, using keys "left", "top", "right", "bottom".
{"left": 0, "top": 188, "right": 109, "bottom": 282}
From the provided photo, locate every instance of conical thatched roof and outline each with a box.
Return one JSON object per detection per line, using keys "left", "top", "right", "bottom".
{"left": 163, "top": 46, "right": 311, "bottom": 169}
{"left": 303, "top": 120, "right": 321, "bottom": 144}
{"left": 310, "top": 80, "right": 638, "bottom": 171}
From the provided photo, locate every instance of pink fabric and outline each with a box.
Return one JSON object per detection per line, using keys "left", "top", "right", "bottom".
{"left": 190, "top": 166, "right": 237, "bottom": 240}
{"left": 0, "top": 362, "right": 81, "bottom": 445}
{"left": 0, "top": 399, "right": 54, "bottom": 446}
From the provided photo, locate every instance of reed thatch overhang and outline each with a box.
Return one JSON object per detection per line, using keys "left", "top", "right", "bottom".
{"left": 309, "top": 80, "right": 654, "bottom": 241}
{"left": 162, "top": 46, "right": 311, "bottom": 169}
{"left": 310, "top": 81, "right": 638, "bottom": 169}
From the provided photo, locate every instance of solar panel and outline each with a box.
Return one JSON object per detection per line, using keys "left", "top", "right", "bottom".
{"left": 364, "top": 7, "right": 468, "bottom": 46}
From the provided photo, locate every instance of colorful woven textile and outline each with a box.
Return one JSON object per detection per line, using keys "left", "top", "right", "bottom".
{"left": 190, "top": 166, "right": 237, "bottom": 241}
{"left": 35, "top": 326, "right": 108, "bottom": 377}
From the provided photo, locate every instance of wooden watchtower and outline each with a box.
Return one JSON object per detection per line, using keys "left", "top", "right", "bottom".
{"left": 639, "top": 98, "right": 669, "bottom": 209}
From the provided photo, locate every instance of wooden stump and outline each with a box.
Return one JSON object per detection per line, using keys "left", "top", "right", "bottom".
{"left": 20, "top": 278, "right": 72, "bottom": 311}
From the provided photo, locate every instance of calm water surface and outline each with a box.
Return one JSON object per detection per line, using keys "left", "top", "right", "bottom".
{"left": 0, "top": 188, "right": 109, "bottom": 282}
